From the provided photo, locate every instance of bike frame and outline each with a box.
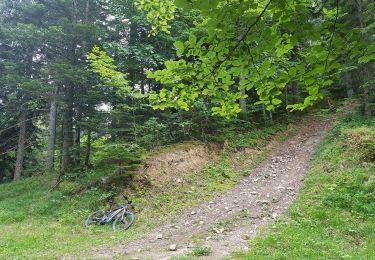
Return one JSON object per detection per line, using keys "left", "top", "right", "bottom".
{"left": 103, "top": 205, "right": 128, "bottom": 223}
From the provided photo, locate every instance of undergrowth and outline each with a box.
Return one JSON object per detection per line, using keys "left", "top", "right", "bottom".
{"left": 233, "top": 112, "right": 375, "bottom": 259}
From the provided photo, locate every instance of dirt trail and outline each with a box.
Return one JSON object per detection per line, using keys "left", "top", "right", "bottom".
{"left": 91, "top": 115, "right": 335, "bottom": 260}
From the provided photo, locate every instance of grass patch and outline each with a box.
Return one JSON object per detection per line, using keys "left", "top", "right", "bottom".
{"left": 170, "top": 246, "right": 212, "bottom": 260}
{"left": 233, "top": 112, "right": 375, "bottom": 259}
{"left": 191, "top": 246, "right": 212, "bottom": 257}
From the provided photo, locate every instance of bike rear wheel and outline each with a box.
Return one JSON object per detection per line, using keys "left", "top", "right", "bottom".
{"left": 112, "top": 211, "right": 135, "bottom": 231}
{"left": 85, "top": 210, "right": 107, "bottom": 228}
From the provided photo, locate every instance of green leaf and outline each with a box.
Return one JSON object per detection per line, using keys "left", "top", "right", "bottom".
{"left": 271, "top": 98, "right": 282, "bottom": 105}
{"left": 289, "top": 67, "right": 297, "bottom": 77}
{"left": 188, "top": 34, "right": 197, "bottom": 45}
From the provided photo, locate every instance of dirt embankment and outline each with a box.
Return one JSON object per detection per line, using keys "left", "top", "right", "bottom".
{"left": 136, "top": 143, "right": 220, "bottom": 188}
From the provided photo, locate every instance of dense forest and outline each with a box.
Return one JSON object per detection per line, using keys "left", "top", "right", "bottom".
{"left": 0, "top": 0, "right": 374, "bottom": 258}
{"left": 0, "top": 0, "right": 373, "bottom": 182}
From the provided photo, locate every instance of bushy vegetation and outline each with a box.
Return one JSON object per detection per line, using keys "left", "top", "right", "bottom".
{"left": 233, "top": 113, "right": 375, "bottom": 259}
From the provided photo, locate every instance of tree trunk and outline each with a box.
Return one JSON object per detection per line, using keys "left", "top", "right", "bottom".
{"left": 292, "top": 82, "right": 301, "bottom": 104}
{"left": 13, "top": 111, "right": 27, "bottom": 181}
{"left": 355, "top": 0, "right": 372, "bottom": 117}
{"left": 269, "top": 110, "right": 273, "bottom": 123}
{"left": 74, "top": 106, "right": 81, "bottom": 165}
{"left": 85, "top": 129, "right": 91, "bottom": 167}
{"left": 61, "top": 86, "right": 74, "bottom": 173}
{"left": 85, "top": 0, "right": 90, "bottom": 23}
{"left": 363, "top": 65, "right": 371, "bottom": 117}
{"left": 47, "top": 99, "right": 57, "bottom": 172}
{"left": 239, "top": 89, "right": 247, "bottom": 114}
{"left": 285, "top": 84, "right": 290, "bottom": 114}
{"left": 344, "top": 72, "right": 354, "bottom": 98}
{"left": 262, "top": 104, "right": 267, "bottom": 122}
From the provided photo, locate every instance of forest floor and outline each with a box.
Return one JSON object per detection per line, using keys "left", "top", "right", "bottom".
{"left": 88, "top": 113, "right": 337, "bottom": 259}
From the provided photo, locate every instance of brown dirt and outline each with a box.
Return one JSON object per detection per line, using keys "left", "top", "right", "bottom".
{"left": 135, "top": 143, "right": 220, "bottom": 187}
{"left": 86, "top": 112, "right": 338, "bottom": 260}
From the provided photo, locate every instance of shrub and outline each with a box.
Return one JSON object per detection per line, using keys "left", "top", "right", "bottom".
{"left": 342, "top": 127, "right": 375, "bottom": 161}
{"left": 92, "top": 142, "right": 144, "bottom": 170}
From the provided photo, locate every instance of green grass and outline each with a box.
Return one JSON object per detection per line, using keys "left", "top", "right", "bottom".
{"left": 170, "top": 246, "right": 212, "bottom": 260}
{"left": 233, "top": 112, "right": 375, "bottom": 259}
{"left": 0, "top": 119, "right": 298, "bottom": 259}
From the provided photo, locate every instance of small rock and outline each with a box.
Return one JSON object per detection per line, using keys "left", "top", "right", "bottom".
{"left": 209, "top": 201, "right": 215, "bottom": 204}
{"left": 169, "top": 244, "right": 177, "bottom": 251}
{"left": 191, "top": 211, "right": 197, "bottom": 215}
{"left": 205, "top": 236, "right": 212, "bottom": 241}
{"left": 234, "top": 200, "right": 238, "bottom": 204}
{"left": 271, "top": 213, "right": 278, "bottom": 219}
{"left": 199, "top": 221, "right": 204, "bottom": 225}
{"left": 137, "top": 249, "right": 142, "bottom": 253}
{"left": 133, "top": 257, "right": 139, "bottom": 260}
{"left": 156, "top": 233, "right": 163, "bottom": 240}
{"left": 176, "top": 178, "right": 183, "bottom": 183}
{"left": 213, "top": 227, "right": 224, "bottom": 234}
{"left": 242, "top": 234, "right": 251, "bottom": 240}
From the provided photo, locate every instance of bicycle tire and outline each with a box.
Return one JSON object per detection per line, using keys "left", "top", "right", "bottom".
{"left": 112, "top": 211, "right": 135, "bottom": 231}
{"left": 85, "top": 210, "right": 107, "bottom": 228}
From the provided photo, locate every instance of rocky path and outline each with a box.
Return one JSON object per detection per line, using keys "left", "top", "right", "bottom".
{"left": 91, "top": 116, "right": 335, "bottom": 260}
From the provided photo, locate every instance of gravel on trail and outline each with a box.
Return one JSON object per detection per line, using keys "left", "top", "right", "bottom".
{"left": 89, "top": 116, "right": 335, "bottom": 260}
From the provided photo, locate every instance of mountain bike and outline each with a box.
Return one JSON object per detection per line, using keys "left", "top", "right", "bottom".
{"left": 84, "top": 194, "right": 135, "bottom": 231}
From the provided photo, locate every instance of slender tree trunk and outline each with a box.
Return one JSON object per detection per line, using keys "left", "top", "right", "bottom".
{"left": 239, "top": 89, "right": 247, "bottom": 113}
{"left": 356, "top": 0, "right": 372, "bottom": 117}
{"left": 344, "top": 72, "right": 354, "bottom": 98}
{"left": 47, "top": 99, "right": 57, "bottom": 172}
{"left": 85, "top": 129, "right": 91, "bottom": 167}
{"left": 13, "top": 111, "right": 27, "bottom": 181}
{"left": 363, "top": 66, "right": 371, "bottom": 117}
{"left": 269, "top": 110, "right": 273, "bottom": 123}
{"left": 262, "top": 104, "right": 267, "bottom": 122}
{"left": 85, "top": 0, "right": 90, "bottom": 23}
{"left": 239, "top": 67, "right": 247, "bottom": 114}
{"left": 236, "top": 24, "right": 247, "bottom": 114}
{"left": 285, "top": 84, "right": 290, "bottom": 114}
{"left": 61, "top": 86, "right": 74, "bottom": 173}
{"left": 74, "top": 106, "right": 81, "bottom": 165}
{"left": 140, "top": 75, "right": 145, "bottom": 94}
{"left": 292, "top": 82, "right": 301, "bottom": 104}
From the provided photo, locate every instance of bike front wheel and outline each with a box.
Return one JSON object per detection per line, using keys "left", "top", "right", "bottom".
{"left": 112, "top": 211, "right": 135, "bottom": 231}
{"left": 85, "top": 210, "right": 107, "bottom": 228}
